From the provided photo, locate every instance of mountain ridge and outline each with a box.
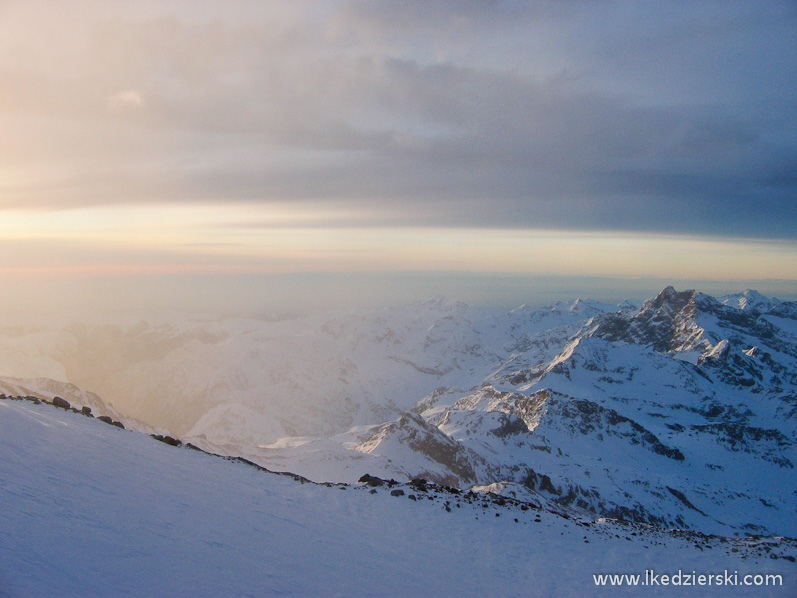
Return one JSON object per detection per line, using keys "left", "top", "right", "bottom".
{"left": 3, "top": 395, "right": 794, "bottom": 597}
{"left": 1, "top": 286, "right": 795, "bottom": 538}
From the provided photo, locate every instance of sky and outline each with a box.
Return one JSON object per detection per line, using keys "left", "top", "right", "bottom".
{"left": 0, "top": 0, "right": 795, "bottom": 318}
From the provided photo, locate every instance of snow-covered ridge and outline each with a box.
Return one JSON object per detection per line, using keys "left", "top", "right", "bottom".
{"left": 720, "top": 289, "right": 780, "bottom": 312}
{"left": 1, "top": 397, "right": 794, "bottom": 597}
{"left": 0, "top": 376, "right": 162, "bottom": 435}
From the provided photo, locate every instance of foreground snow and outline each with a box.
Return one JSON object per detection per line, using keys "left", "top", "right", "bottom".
{"left": 1, "top": 399, "right": 794, "bottom": 597}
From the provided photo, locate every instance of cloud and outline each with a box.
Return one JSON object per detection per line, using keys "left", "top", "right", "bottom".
{"left": 0, "top": 1, "right": 794, "bottom": 240}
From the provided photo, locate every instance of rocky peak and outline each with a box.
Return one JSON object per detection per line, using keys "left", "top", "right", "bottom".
{"left": 644, "top": 286, "right": 697, "bottom": 314}
{"left": 584, "top": 287, "right": 706, "bottom": 353}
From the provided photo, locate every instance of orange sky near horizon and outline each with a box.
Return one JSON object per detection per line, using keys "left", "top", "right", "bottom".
{"left": 1, "top": 1, "right": 795, "bottom": 318}
{"left": 1, "top": 203, "right": 795, "bottom": 282}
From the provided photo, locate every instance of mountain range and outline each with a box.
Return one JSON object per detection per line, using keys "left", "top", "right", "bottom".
{"left": 1, "top": 287, "right": 795, "bottom": 539}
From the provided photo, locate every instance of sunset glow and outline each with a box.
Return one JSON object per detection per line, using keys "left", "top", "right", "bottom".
{"left": 2, "top": 203, "right": 794, "bottom": 279}
{"left": 0, "top": 1, "right": 794, "bottom": 317}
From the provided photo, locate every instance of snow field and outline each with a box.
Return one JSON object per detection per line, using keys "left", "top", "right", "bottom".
{"left": 2, "top": 400, "right": 794, "bottom": 597}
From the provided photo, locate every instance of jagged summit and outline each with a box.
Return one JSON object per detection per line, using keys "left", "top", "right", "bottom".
{"left": 583, "top": 286, "right": 706, "bottom": 353}
{"left": 639, "top": 286, "right": 700, "bottom": 322}
{"left": 653, "top": 284, "right": 696, "bottom": 305}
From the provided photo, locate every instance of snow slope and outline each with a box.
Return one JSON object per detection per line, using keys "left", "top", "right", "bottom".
{"left": 1, "top": 397, "right": 794, "bottom": 598}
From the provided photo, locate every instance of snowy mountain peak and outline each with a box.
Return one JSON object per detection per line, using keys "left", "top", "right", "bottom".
{"left": 702, "top": 338, "right": 730, "bottom": 360}
{"left": 565, "top": 298, "right": 611, "bottom": 314}
{"left": 646, "top": 285, "right": 697, "bottom": 313}
{"left": 719, "top": 289, "right": 777, "bottom": 312}
{"left": 617, "top": 299, "right": 637, "bottom": 311}
{"left": 564, "top": 298, "right": 589, "bottom": 313}
{"left": 547, "top": 297, "right": 619, "bottom": 316}
{"left": 584, "top": 287, "right": 706, "bottom": 353}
